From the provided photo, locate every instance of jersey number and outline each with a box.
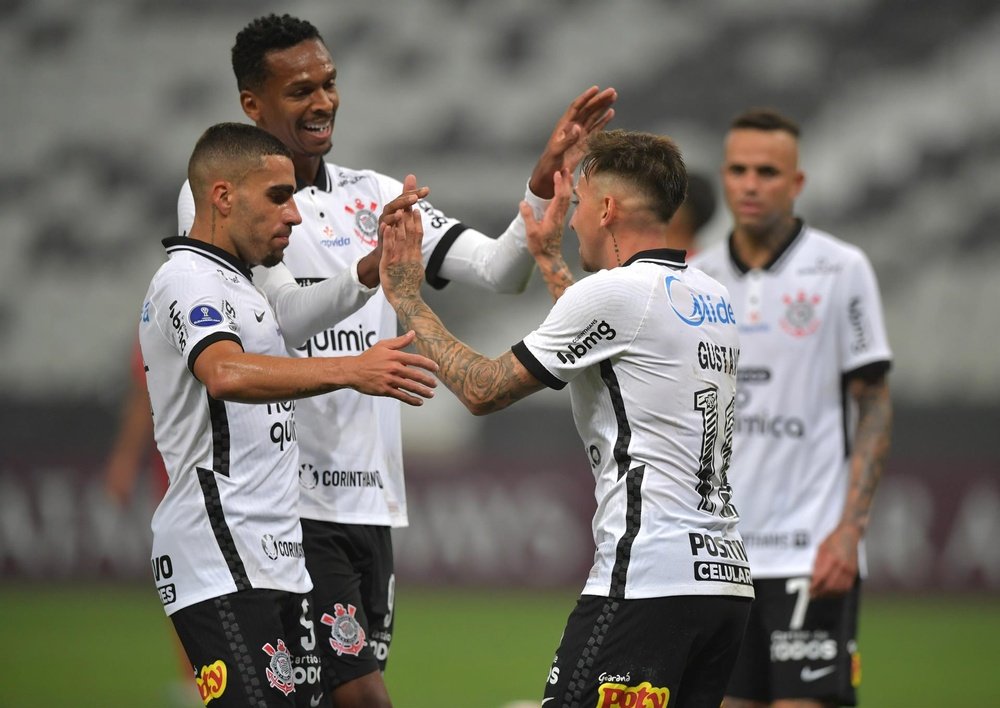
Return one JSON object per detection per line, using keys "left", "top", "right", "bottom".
{"left": 693, "top": 386, "right": 737, "bottom": 518}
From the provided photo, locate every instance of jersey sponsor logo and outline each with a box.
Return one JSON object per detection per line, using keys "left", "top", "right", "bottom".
{"left": 168, "top": 300, "right": 189, "bottom": 353}
{"left": 597, "top": 680, "right": 669, "bottom": 708}
{"left": 849, "top": 640, "right": 862, "bottom": 687}
{"left": 697, "top": 341, "right": 740, "bottom": 375}
{"left": 416, "top": 198, "right": 449, "bottom": 230}
{"left": 188, "top": 304, "right": 224, "bottom": 328}
{"left": 141, "top": 301, "right": 150, "bottom": 323}
{"left": 261, "top": 534, "right": 304, "bottom": 560}
{"left": 736, "top": 411, "right": 806, "bottom": 439}
{"left": 664, "top": 276, "right": 737, "bottom": 327}
{"left": 152, "top": 555, "right": 176, "bottom": 605}
{"left": 737, "top": 367, "right": 771, "bottom": 383}
{"left": 693, "top": 560, "right": 753, "bottom": 585}
{"left": 743, "top": 531, "right": 810, "bottom": 549}
{"left": 321, "top": 603, "right": 367, "bottom": 656}
{"left": 262, "top": 639, "right": 295, "bottom": 696}
{"left": 556, "top": 319, "right": 617, "bottom": 364}
{"left": 848, "top": 296, "right": 870, "bottom": 353}
{"left": 298, "top": 463, "right": 385, "bottom": 489}
{"left": 779, "top": 291, "right": 821, "bottom": 337}
{"left": 196, "top": 659, "right": 227, "bottom": 704}
{"left": 215, "top": 268, "right": 240, "bottom": 284}
{"left": 797, "top": 257, "right": 843, "bottom": 276}
{"left": 344, "top": 198, "right": 379, "bottom": 246}
{"left": 688, "top": 532, "right": 748, "bottom": 562}
{"left": 297, "top": 325, "right": 378, "bottom": 357}
{"left": 800, "top": 664, "right": 836, "bottom": 682}
{"left": 267, "top": 401, "right": 297, "bottom": 451}
{"left": 319, "top": 224, "right": 352, "bottom": 248}
{"left": 771, "top": 630, "right": 838, "bottom": 663}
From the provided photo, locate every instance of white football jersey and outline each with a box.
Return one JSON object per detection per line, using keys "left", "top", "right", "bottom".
{"left": 140, "top": 238, "right": 310, "bottom": 615}
{"left": 692, "top": 222, "right": 892, "bottom": 578}
{"left": 179, "top": 162, "right": 539, "bottom": 527}
{"left": 513, "top": 249, "right": 753, "bottom": 600}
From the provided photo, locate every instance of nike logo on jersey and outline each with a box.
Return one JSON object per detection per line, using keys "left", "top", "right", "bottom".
{"left": 310, "top": 692, "right": 324, "bottom": 707}
{"left": 800, "top": 665, "right": 836, "bottom": 682}
{"left": 254, "top": 310, "right": 266, "bottom": 323}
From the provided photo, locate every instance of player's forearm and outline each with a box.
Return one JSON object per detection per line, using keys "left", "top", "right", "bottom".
{"left": 200, "top": 352, "right": 360, "bottom": 403}
{"left": 392, "top": 295, "right": 520, "bottom": 415}
{"left": 840, "top": 376, "right": 893, "bottom": 535}
{"left": 256, "top": 262, "right": 376, "bottom": 348}
{"left": 534, "top": 254, "right": 575, "bottom": 301}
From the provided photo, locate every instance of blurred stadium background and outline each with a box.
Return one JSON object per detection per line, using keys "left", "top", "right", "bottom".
{"left": 1, "top": 0, "right": 998, "bottom": 705}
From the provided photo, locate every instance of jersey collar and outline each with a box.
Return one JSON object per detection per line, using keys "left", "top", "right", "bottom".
{"left": 296, "top": 160, "right": 330, "bottom": 192}
{"left": 622, "top": 248, "right": 687, "bottom": 268}
{"left": 727, "top": 218, "right": 805, "bottom": 274}
{"left": 161, "top": 236, "right": 254, "bottom": 281}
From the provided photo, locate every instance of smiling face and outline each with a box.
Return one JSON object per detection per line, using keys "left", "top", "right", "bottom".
{"left": 721, "top": 127, "right": 804, "bottom": 242}
{"left": 228, "top": 154, "right": 302, "bottom": 267}
{"left": 239, "top": 38, "right": 339, "bottom": 171}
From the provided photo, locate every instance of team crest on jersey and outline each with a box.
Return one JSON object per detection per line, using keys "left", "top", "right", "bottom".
{"left": 299, "top": 463, "right": 320, "bottom": 489}
{"left": 344, "top": 198, "right": 379, "bottom": 247}
{"left": 189, "top": 304, "right": 224, "bottom": 327}
{"left": 321, "top": 603, "right": 367, "bottom": 656}
{"left": 261, "top": 639, "right": 295, "bottom": 696}
{"left": 261, "top": 533, "right": 279, "bottom": 560}
{"left": 779, "top": 291, "right": 821, "bottom": 337}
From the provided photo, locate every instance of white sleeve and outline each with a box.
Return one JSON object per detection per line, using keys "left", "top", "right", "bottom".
{"left": 252, "top": 259, "right": 377, "bottom": 349}
{"left": 178, "top": 180, "right": 195, "bottom": 236}
{"left": 837, "top": 249, "right": 893, "bottom": 373}
{"left": 434, "top": 182, "right": 547, "bottom": 294}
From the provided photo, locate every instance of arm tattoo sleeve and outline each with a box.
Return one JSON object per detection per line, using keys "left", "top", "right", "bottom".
{"left": 393, "top": 295, "right": 544, "bottom": 414}
{"left": 843, "top": 375, "right": 893, "bottom": 534}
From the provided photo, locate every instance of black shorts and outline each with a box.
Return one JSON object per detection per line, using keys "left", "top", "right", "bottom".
{"left": 543, "top": 594, "right": 751, "bottom": 708}
{"left": 726, "top": 576, "right": 861, "bottom": 706}
{"left": 170, "top": 588, "right": 323, "bottom": 708}
{"left": 300, "top": 519, "right": 394, "bottom": 690}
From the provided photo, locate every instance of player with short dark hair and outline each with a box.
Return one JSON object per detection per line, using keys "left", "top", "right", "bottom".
{"left": 145, "top": 122, "right": 436, "bottom": 707}
{"left": 693, "top": 108, "right": 893, "bottom": 708}
{"left": 177, "top": 14, "right": 617, "bottom": 707}
{"left": 379, "top": 128, "right": 753, "bottom": 707}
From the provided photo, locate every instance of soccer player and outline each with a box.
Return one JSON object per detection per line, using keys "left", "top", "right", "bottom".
{"left": 379, "top": 130, "right": 754, "bottom": 707}
{"left": 692, "top": 108, "right": 893, "bottom": 708}
{"left": 176, "top": 14, "right": 617, "bottom": 706}
{"left": 143, "top": 122, "right": 436, "bottom": 707}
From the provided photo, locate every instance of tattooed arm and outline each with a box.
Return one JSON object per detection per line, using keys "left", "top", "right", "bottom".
{"left": 521, "top": 167, "right": 577, "bottom": 302}
{"left": 810, "top": 371, "right": 893, "bottom": 598}
{"left": 380, "top": 202, "right": 546, "bottom": 415}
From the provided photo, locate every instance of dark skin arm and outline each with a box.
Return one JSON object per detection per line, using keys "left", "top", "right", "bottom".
{"left": 378, "top": 203, "right": 545, "bottom": 415}
{"left": 528, "top": 86, "right": 617, "bottom": 198}
{"left": 809, "top": 372, "right": 893, "bottom": 598}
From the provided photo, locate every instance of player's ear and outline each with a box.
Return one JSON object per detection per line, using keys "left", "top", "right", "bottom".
{"left": 600, "top": 195, "right": 616, "bottom": 227}
{"left": 210, "top": 180, "right": 235, "bottom": 216}
{"left": 240, "top": 90, "right": 262, "bottom": 123}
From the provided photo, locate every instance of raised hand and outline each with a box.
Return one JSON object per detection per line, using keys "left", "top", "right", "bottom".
{"left": 520, "top": 168, "right": 575, "bottom": 301}
{"left": 356, "top": 175, "right": 431, "bottom": 287}
{"left": 529, "top": 86, "right": 616, "bottom": 198}
{"left": 353, "top": 330, "right": 437, "bottom": 406}
{"left": 379, "top": 199, "right": 427, "bottom": 306}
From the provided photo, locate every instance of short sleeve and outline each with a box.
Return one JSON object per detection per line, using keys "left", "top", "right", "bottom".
{"left": 514, "top": 273, "right": 638, "bottom": 388}
{"left": 838, "top": 250, "right": 892, "bottom": 373}
{"left": 150, "top": 270, "right": 242, "bottom": 373}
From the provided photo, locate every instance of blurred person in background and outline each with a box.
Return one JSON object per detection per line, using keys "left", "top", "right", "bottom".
{"left": 380, "top": 129, "right": 753, "bottom": 707}
{"left": 147, "top": 122, "right": 436, "bottom": 707}
{"left": 664, "top": 171, "right": 717, "bottom": 255}
{"left": 693, "top": 108, "right": 893, "bottom": 708}
{"left": 177, "top": 13, "right": 617, "bottom": 707}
